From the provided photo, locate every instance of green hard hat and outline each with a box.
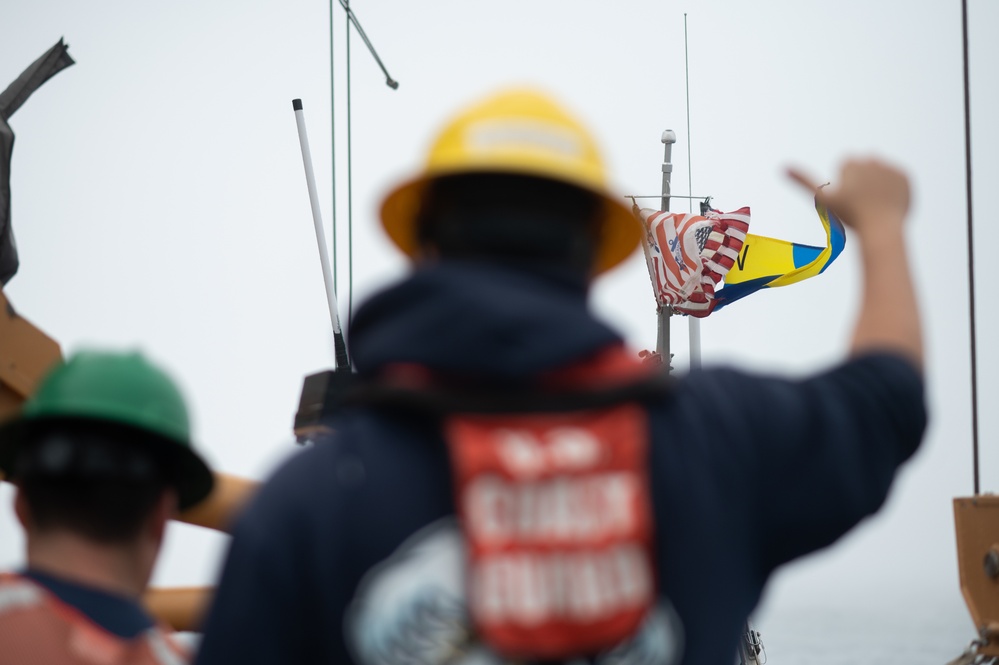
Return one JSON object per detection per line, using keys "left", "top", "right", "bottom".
{"left": 0, "top": 350, "right": 214, "bottom": 510}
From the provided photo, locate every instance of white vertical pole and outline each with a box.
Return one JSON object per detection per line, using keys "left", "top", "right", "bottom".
{"left": 293, "top": 98, "right": 351, "bottom": 371}
{"left": 688, "top": 318, "right": 702, "bottom": 369}
{"left": 658, "top": 130, "right": 677, "bottom": 365}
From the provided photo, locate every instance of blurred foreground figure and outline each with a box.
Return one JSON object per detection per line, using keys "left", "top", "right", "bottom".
{"left": 197, "top": 90, "right": 925, "bottom": 665}
{"left": 0, "top": 351, "right": 214, "bottom": 664}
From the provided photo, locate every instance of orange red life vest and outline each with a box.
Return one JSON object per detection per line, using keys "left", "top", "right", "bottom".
{"left": 364, "top": 345, "right": 664, "bottom": 659}
{"left": 0, "top": 573, "right": 188, "bottom": 665}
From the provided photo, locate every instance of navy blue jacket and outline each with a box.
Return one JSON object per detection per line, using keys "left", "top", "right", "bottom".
{"left": 195, "top": 262, "right": 925, "bottom": 665}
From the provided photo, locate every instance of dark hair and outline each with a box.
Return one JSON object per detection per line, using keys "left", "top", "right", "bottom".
{"left": 415, "top": 173, "right": 603, "bottom": 276}
{"left": 15, "top": 426, "right": 169, "bottom": 544}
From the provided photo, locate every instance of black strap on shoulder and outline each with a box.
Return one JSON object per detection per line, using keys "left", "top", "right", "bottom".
{"left": 346, "top": 372, "right": 673, "bottom": 416}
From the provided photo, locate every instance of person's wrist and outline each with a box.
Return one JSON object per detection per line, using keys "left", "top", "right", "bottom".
{"left": 853, "top": 216, "right": 906, "bottom": 248}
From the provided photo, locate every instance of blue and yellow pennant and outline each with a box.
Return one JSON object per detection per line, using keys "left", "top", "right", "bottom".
{"left": 715, "top": 200, "right": 846, "bottom": 310}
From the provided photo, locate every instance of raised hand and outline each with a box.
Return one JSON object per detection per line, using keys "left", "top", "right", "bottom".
{"left": 787, "top": 159, "right": 910, "bottom": 238}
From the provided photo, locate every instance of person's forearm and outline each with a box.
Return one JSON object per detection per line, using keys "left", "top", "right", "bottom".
{"left": 850, "top": 220, "right": 923, "bottom": 368}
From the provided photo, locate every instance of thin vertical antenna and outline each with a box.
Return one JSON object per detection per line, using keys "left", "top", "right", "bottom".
{"left": 961, "top": 0, "right": 980, "bottom": 495}
{"left": 346, "top": 1, "right": 355, "bottom": 332}
{"left": 329, "top": 0, "right": 338, "bottom": 294}
{"left": 684, "top": 13, "right": 692, "bottom": 216}
{"left": 684, "top": 12, "right": 702, "bottom": 370}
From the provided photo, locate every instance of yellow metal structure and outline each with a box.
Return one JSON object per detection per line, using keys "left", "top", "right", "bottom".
{"left": 143, "top": 587, "right": 213, "bottom": 633}
{"left": 179, "top": 473, "right": 257, "bottom": 533}
{"left": 380, "top": 88, "right": 642, "bottom": 275}
{"left": 954, "top": 495, "right": 999, "bottom": 656}
{"left": 0, "top": 289, "right": 61, "bottom": 423}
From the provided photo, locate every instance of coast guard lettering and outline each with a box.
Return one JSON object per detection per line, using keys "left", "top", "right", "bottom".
{"left": 346, "top": 521, "right": 682, "bottom": 665}
{"left": 448, "top": 405, "right": 655, "bottom": 658}
{"left": 347, "top": 403, "right": 682, "bottom": 664}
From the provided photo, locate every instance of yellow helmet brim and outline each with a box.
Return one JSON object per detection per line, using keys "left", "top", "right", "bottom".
{"left": 379, "top": 89, "right": 642, "bottom": 275}
{"left": 380, "top": 168, "right": 641, "bottom": 275}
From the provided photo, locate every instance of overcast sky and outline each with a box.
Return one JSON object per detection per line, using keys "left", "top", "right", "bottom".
{"left": 1, "top": 0, "right": 996, "bottom": 656}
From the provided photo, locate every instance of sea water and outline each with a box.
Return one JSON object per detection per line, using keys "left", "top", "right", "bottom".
{"left": 753, "top": 603, "right": 973, "bottom": 665}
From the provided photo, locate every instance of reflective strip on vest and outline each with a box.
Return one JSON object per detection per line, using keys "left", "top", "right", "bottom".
{"left": 0, "top": 579, "right": 43, "bottom": 614}
{"left": 0, "top": 575, "right": 190, "bottom": 664}
{"left": 146, "top": 629, "right": 188, "bottom": 665}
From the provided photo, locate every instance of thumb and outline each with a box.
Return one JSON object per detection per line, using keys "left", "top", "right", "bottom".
{"left": 787, "top": 167, "right": 833, "bottom": 209}
{"left": 787, "top": 167, "right": 820, "bottom": 194}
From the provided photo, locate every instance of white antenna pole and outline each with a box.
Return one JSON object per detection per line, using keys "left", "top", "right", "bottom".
{"left": 657, "top": 131, "right": 677, "bottom": 364}
{"left": 293, "top": 98, "right": 351, "bottom": 371}
{"left": 689, "top": 320, "right": 702, "bottom": 369}
{"left": 684, "top": 12, "right": 702, "bottom": 371}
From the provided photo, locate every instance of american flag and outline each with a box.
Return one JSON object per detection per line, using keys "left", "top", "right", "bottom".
{"left": 639, "top": 206, "right": 750, "bottom": 318}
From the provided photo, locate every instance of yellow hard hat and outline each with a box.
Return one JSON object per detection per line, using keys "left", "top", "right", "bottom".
{"left": 380, "top": 89, "right": 641, "bottom": 275}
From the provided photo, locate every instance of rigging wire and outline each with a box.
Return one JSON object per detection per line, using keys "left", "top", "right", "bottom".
{"left": 346, "top": 2, "right": 355, "bottom": 334}
{"left": 961, "top": 0, "right": 980, "bottom": 495}
{"left": 326, "top": 0, "right": 396, "bottom": 362}
{"left": 626, "top": 194, "right": 711, "bottom": 200}
{"left": 336, "top": 0, "right": 398, "bottom": 89}
{"left": 329, "top": 0, "right": 337, "bottom": 295}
